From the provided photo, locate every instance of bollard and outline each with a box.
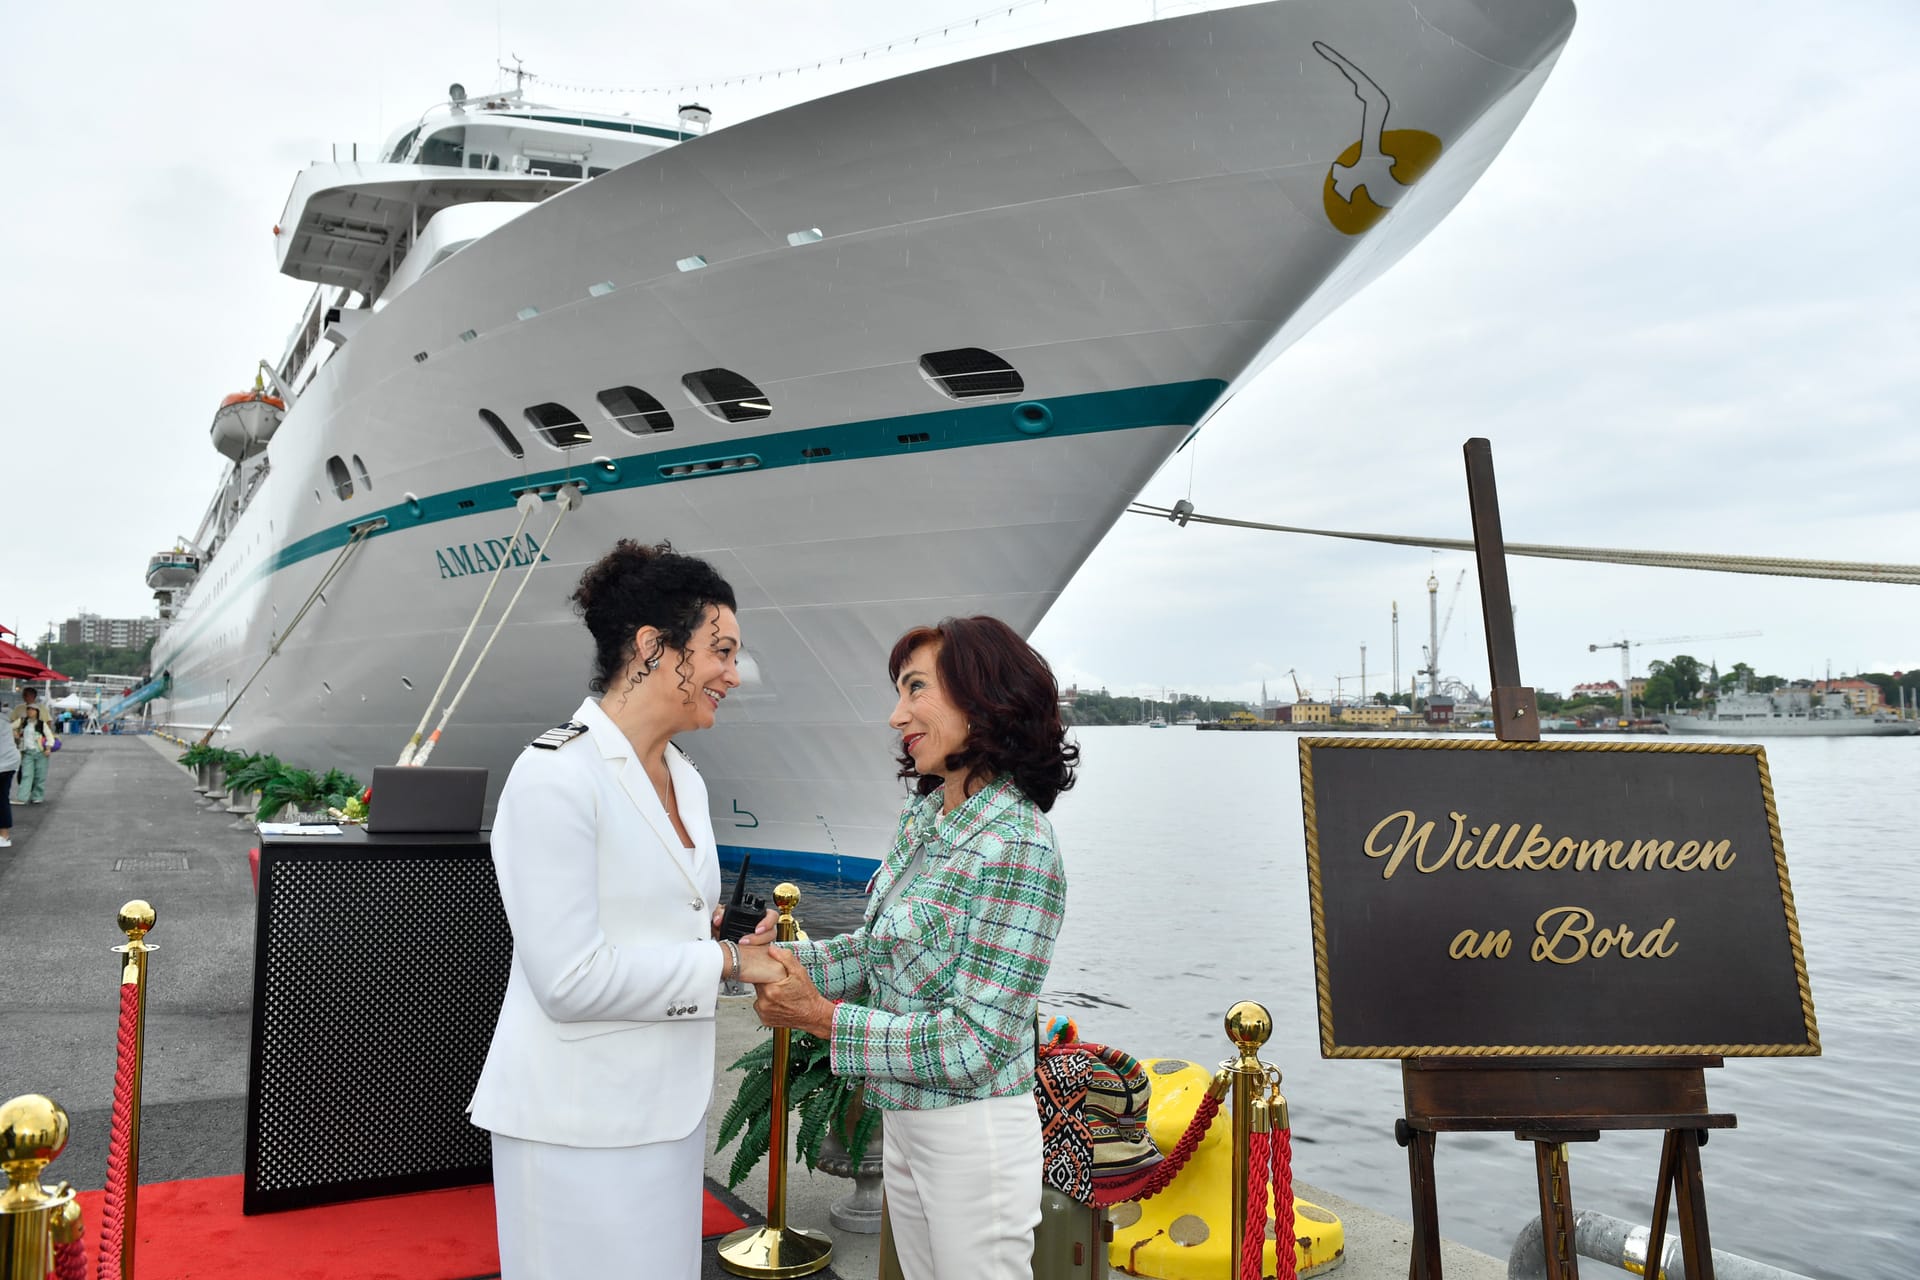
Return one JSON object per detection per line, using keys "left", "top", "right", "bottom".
{"left": 716, "top": 884, "right": 834, "bottom": 1278}
{"left": 0, "top": 1094, "right": 77, "bottom": 1280}
{"left": 1508, "top": 1209, "right": 1814, "bottom": 1280}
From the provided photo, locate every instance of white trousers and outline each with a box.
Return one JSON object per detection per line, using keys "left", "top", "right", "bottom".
{"left": 884, "top": 1093, "right": 1042, "bottom": 1280}
{"left": 491, "top": 1126, "right": 706, "bottom": 1279}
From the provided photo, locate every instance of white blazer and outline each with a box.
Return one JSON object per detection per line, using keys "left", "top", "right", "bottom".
{"left": 468, "top": 696, "right": 725, "bottom": 1148}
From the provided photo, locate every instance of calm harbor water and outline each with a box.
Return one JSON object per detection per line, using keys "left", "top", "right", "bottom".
{"left": 780, "top": 727, "right": 1919, "bottom": 1279}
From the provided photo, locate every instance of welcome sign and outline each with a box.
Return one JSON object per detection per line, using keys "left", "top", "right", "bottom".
{"left": 1298, "top": 738, "right": 1819, "bottom": 1058}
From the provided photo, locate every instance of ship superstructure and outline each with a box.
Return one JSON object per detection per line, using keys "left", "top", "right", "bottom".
{"left": 153, "top": 0, "right": 1578, "bottom": 873}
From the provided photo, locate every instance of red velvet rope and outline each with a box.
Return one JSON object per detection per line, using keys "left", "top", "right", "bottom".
{"left": 1089, "top": 1090, "right": 1222, "bottom": 1207}
{"left": 1273, "top": 1127, "right": 1298, "bottom": 1280}
{"left": 56, "top": 1237, "right": 88, "bottom": 1280}
{"left": 98, "top": 980, "right": 141, "bottom": 1280}
{"left": 1242, "top": 1129, "right": 1273, "bottom": 1280}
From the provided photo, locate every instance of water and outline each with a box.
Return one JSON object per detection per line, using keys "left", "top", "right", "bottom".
{"left": 777, "top": 728, "right": 1920, "bottom": 1279}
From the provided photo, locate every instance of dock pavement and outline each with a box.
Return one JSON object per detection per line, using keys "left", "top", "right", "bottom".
{"left": 0, "top": 734, "right": 1508, "bottom": 1280}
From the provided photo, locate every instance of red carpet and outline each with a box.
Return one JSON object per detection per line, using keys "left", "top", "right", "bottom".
{"left": 75, "top": 1176, "right": 748, "bottom": 1279}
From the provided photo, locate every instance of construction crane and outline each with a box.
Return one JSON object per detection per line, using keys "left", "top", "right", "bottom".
{"left": 1587, "top": 631, "right": 1763, "bottom": 720}
{"left": 1285, "top": 668, "right": 1309, "bottom": 701}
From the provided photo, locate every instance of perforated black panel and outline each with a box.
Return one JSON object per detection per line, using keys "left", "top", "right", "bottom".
{"left": 244, "top": 832, "right": 510, "bottom": 1214}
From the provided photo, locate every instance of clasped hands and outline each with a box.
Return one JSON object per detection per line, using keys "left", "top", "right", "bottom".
{"left": 709, "top": 906, "right": 836, "bottom": 1038}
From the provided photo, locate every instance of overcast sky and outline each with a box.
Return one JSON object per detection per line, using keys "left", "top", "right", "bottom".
{"left": 5, "top": 0, "right": 1915, "bottom": 703}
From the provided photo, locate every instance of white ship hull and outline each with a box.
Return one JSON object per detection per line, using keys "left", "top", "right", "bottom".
{"left": 1661, "top": 715, "right": 1917, "bottom": 738}
{"left": 153, "top": 0, "right": 1575, "bottom": 874}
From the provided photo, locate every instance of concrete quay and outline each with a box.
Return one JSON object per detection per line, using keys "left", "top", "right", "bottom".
{"left": 0, "top": 734, "right": 1508, "bottom": 1280}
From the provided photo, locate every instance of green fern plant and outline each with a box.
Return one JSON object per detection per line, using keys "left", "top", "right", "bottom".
{"left": 713, "top": 1033, "right": 879, "bottom": 1189}
{"left": 176, "top": 742, "right": 219, "bottom": 768}
{"left": 223, "top": 753, "right": 282, "bottom": 795}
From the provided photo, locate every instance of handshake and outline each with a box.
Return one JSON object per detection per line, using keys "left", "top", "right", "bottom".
{"left": 711, "top": 905, "right": 836, "bottom": 1037}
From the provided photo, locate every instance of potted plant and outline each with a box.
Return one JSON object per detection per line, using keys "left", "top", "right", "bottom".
{"left": 177, "top": 742, "right": 219, "bottom": 791}
{"left": 256, "top": 765, "right": 361, "bottom": 822}
{"left": 222, "top": 752, "right": 282, "bottom": 816}
{"left": 714, "top": 1032, "right": 881, "bottom": 1206}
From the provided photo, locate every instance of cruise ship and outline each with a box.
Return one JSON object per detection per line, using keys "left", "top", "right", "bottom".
{"left": 140, "top": 0, "right": 1577, "bottom": 874}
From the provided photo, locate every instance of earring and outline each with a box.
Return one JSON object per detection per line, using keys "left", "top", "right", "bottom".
{"left": 647, "top": 656, "right": 660, "bottom": 670}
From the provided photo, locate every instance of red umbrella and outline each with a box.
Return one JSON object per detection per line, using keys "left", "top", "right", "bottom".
{"left": 0, "top": 636, "right": 66, "bottom": 682}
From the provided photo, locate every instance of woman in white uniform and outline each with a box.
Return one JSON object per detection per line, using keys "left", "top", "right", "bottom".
{"left": 469, "top": 539, "right": 786, "bottom": 1278}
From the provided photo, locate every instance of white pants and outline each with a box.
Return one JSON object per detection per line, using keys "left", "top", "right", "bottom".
{"left": 491, "top": 1126, "right": 706, "bottom": 1279}
{"left": 884, "top": 1093, "right": 1042, "bottom": 1280}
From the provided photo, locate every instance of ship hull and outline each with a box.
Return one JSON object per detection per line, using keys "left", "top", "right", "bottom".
{"left": 1661, "top": 715, "right": 1917, "bottom": 738}
{"left": 153, "top": 0, "right": 1575, "bottom": 873}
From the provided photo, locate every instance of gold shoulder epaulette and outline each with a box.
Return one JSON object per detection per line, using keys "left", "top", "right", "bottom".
{"left": 530, "top": 721, "right": 589, "bottom": 750}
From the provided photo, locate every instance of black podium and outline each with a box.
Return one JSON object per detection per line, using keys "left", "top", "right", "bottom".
{"left": 243, "top": 827, "right": 510, "bottom": 1214}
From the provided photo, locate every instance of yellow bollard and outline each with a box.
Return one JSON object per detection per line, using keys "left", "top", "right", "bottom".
{"left": 1223, "top": 1000, "right": 1273, "bottom": 1276}
{"left": 0, "top": 1094, "right": 76, "bottom": 1280}
{"left": 111, "top": 901, "right": 157, "bottom": 1279}
{"left": 717, "top": 884, "right": 834, "bottom": 1278}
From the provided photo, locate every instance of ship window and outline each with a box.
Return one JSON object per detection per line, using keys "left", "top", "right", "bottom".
{"left": 527, "top": 160, "right": 583, "bottom": 179}
{"left": 525, "top": 402, "right": 593, "bottom": 449}
{"left": 325, "top": 455, "right": 353, "bottom": 500}
{"left": 597, "top": 386, "right": 674, "bottom": 435}
{"left": 588, "top": 166, "right": 612, "bottom": 178}
{"left": 682, "top": 368, "right": 772, "bottom": 423}
{"left": 466, "top": 152, "right": 501, "bottom": 171}
{"left": 351, "top": 454, "right": 373, "bottom": 492}
{"left": 419, "top": 127, "right": 465, "bottom": 168}
{"left": 918, "top": 348, "right": 1024, "bottom": 399}
{"left": 479, "top": 408, "right": 525, "bottom": 459}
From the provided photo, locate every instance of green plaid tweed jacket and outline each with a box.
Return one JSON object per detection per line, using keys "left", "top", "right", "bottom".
{"left": 789, "top": 776, "right": 1067, "bottom": 1111}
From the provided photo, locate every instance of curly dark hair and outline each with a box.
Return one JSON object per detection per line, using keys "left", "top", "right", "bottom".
{"left": 887, "top": 616, "right": 1078, "bottom": 812}
{"left": 571, "top": 540, "right": 738, "bottom": 696}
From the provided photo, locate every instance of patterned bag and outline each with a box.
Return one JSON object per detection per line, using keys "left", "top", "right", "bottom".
{"left": 1034, "top": 1017, "right": 1163, "bottom": 1206}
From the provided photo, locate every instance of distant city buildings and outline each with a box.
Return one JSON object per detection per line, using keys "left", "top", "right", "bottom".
{"left": 60, "top": 613, "right": 160, "bottom": 650}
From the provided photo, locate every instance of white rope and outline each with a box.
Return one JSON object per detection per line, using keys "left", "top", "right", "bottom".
{"left": 396, "top": 494, "right": 541, "bottom": 764}
{"left": 411, "top": 485, "right": 583, "bottom": 766}
{"left": 1127, "top": 503, "right": 1920, "bottom": 586}
{"left": 197, "top": 522, "right": 377, "bottom": 746}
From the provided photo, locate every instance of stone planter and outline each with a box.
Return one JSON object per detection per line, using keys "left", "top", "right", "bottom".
{"left": 815, "top": 1091, "right": 884, "bottom": 1234}
{"left": 203, "top": 764, "right": 228, "bottom": 802}
{"left": 193, "top": 762, "right": 211, "bottom": 793}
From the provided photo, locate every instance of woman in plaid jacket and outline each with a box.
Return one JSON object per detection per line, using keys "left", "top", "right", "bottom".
{"left": 756, "top": 615, "right": 1076, "bottom": 1279}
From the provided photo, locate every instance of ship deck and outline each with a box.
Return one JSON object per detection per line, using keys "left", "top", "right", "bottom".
{"left": 0, "top": 734, "right": 1504, "bottom": 1279}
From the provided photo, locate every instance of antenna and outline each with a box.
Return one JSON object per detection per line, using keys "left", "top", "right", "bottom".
{"left": 498, "top": 54, "right": 532, "bottom": 93}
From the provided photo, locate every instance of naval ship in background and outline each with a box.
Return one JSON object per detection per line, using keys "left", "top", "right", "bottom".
{"left": 130, "top": 0, "right": 1577, "bottom": 874}
{"left": 1661, "top": 685, "right": 1919, "bottom": 738}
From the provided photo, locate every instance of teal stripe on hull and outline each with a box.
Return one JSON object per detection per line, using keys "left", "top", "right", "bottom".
{"left": 158, "top": 378, "right": 1224, "bottom": 664}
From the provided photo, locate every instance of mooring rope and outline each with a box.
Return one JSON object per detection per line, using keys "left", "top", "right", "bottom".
{"left": 1128, "top": 502, "right": 1920, "bottom": 586}
{"left": 396, "top": 493, "right": 541, "bottom": 765}
{"left": 411, "top": 485, "right": 582, "bottom": 766}
{"left": 196, "top": 521, "right": 378, "bottom": 746}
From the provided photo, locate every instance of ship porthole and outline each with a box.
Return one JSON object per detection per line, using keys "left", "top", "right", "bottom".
{"left": 404, "top": 492, "right": 423, "bottom": 519}
{"left": 401, "top": 677, "right": 415, "bottom": 691}
{"left": 1012, "top": 401, "right": 1052, "bottom": 435}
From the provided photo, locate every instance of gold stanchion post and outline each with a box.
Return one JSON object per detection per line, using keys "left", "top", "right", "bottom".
{"left": 717, "top": 884, "right": 834, "bottom": 1278}
{"left": 0, "top": 1094, "right": 76, "bottom": 1280}
{"left": 113, "top": 900, "right": 157, "bottom": 1276}
{"left": 1223, "top": 1000, "right": 1273, "bottom": 1275}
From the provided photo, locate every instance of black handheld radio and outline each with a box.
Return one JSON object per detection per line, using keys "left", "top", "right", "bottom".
{"left": 717, "top": 855, "right": 770, "bottom": 941}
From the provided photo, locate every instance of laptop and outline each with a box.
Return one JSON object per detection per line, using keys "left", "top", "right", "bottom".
{"left": 365, "top": 766, "right": 488, "bottom": 834}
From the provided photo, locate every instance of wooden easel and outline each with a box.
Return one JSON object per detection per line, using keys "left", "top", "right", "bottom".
{"left": 1395, "top": 440, "right": 1733, "bottom": 1280}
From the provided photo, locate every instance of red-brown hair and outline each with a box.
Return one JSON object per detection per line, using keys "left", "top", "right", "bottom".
{"left": 887, "top": 616, "right": 1078, "bottom": 812}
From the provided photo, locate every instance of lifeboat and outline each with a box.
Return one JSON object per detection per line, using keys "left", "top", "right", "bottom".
{"left": 146, "top": 548, "right": 201, "bottom": 591}
{"left": 210, "top": 384, "right": 286, "bottom": 461}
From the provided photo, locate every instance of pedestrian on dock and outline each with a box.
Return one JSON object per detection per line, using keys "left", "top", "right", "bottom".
{"left": 466, "top": 539, "right": 784, "bottom": 1280}
{"left": 10, "top": 688, "right": 53, "bottom": 805}
{"left": 753, "top": 615, "right": 1077, "bottom": 1280}
{"left": 0, "top": 703, "right": 17, "bottom": 846}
